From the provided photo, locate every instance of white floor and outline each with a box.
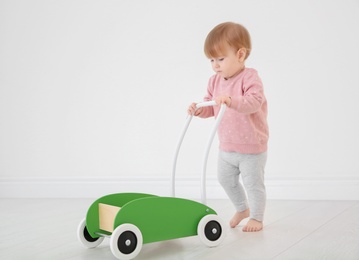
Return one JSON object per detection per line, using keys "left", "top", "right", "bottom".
{"left": 1, "top": 198, "right": 359, "bottom": 260}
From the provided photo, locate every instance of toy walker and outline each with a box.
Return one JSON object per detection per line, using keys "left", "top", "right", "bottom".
{"left": 77, "top": 101, "right": 226, "bottom": 259}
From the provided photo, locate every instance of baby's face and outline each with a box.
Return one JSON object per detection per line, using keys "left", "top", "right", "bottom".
{"left": 209, "top": 47, "right": 245, "bottom": 79}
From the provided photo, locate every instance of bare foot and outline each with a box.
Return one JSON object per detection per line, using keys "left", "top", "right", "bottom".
{"left": 242, "top": 219, "right": 263, "bottom": 232}
{"left": 230, "top": 209, "right": 250, "bottom": 228}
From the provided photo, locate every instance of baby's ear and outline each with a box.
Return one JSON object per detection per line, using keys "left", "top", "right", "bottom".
{"left": 237, "top": 48, "right": 246, "bottom": 61}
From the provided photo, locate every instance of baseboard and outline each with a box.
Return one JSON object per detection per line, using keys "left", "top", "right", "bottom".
{"left": 1, "top": 176, "right": 359, "bottom": 200}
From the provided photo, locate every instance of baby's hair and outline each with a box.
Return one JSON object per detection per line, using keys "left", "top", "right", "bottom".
{"left": 204, "top": 22, "right": 251, "bottom": 60}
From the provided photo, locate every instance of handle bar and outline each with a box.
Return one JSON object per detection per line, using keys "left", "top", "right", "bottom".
{"left": 171, "top": 101, "right": 226, "bottom": 204}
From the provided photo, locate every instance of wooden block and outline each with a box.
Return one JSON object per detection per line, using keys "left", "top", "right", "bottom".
{"left": 98, "top": 203, "right": 121, "bottom": 232}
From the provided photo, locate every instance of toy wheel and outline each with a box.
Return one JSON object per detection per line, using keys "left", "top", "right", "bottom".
{"left": 110, "top": 224, "right": 143, "bottom": 260}
{"left": 197, "top": 214, "right": 225, "bottom": 247}
{"left": 77, "top": 218, "right": 104, "bottom": 248}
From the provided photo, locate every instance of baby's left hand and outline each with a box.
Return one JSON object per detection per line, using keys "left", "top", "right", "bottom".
{"left": 215, "top": 96, "right": 232, "bottom": 107}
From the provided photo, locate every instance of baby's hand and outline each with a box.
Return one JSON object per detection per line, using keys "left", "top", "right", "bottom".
{"left": 187, "top": 103, "right": 203, "bottom": 116}
{"left": 215, "top": 96, "right": 232, "bottom": 107}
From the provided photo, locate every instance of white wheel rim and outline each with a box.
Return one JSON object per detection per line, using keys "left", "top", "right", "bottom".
{"left": 77, "top": 218, "right": 104, "bottom": 248}
{"left": 197, "top": 214, "right": 225, "bottom": 247}
{"left": 110, "top": 224, "right": 143, "bottom": 259}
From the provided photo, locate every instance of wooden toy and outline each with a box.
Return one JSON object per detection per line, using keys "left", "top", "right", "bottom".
{"left": 77, "top": 101, "right": 226, "bottom": 259}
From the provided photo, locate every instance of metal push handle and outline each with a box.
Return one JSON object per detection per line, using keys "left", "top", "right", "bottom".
{"left": 171, "top": 101, "right": 226, "bottom": 204}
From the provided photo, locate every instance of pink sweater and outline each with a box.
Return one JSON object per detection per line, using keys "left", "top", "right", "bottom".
{"left": 199, "top": 68, "right": 269, "bottom": 154}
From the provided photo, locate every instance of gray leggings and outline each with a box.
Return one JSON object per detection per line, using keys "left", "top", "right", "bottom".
{"left": 217, "top": 150, "right": 267, "bottom": 221}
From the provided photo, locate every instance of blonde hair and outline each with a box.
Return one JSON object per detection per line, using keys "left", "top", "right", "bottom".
{"left": 204, "top": 22, "right": 251, "bottom": 60}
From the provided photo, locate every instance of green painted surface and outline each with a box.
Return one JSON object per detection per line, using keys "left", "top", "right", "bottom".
{"left": 85, "top": 193, "right": 217, "bottom": 244}
{"left": 114, "top": 196, "right": 217, "bottom": 244}
{"left": 85, "top": 193, "right": 157, "bottom": 238}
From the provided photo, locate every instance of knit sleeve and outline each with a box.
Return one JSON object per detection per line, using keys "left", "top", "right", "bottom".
{"left": 230, "top": 70, "right": 265, "bottom": 114}
{"left": 197, "top": 76, "right": 215, "bottom": 118}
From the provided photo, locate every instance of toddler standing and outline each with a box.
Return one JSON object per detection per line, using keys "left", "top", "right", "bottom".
{"left": 188, "top": 22, "right": 269, "bottom": 232}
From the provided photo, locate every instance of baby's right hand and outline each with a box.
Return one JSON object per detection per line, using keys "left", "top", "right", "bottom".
{"left": 187, "top": 103, "right": 203, "bottom": 116}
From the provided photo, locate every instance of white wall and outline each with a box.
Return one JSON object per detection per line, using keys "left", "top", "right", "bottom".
{"left": 1, "top": 0, "right": 359, "bottom": 199}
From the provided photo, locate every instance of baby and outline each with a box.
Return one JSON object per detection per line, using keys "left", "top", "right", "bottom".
{"left": 188, "top": 22, "right": 269, "bottom": 232}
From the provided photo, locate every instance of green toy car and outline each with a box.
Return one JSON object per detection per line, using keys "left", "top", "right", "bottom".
{"left": 77, "top": 102, "right": 227, "bottom": 259}
{"left": 77, "top": 192, "right": 225, "bottom": 259}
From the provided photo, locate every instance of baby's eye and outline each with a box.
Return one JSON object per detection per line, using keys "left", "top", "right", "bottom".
{"left": 210, "top": 59, "right": 214, "bottom": 63}
{"left": 218, "top": 58, "right": 224, "bottom": 61}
